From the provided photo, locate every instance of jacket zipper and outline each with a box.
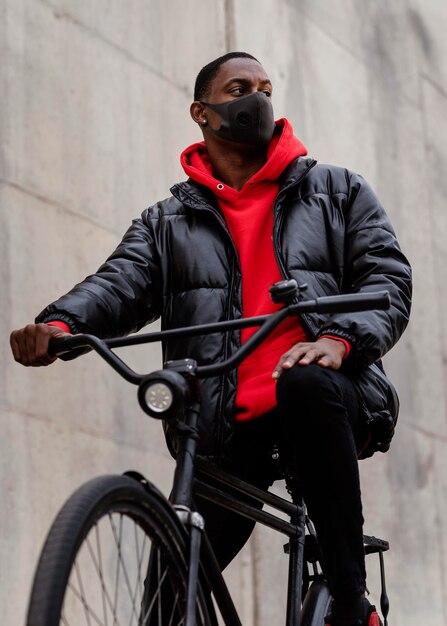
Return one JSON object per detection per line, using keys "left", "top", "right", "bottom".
{"left": 272, "top": 160, "right": 318, "bottom": 340}
{"left": 202, "top": 209, "right": 239, "bottom": 460}
{"left": 202, "top": 206, "right": 240, "bottom": 458}
{"left": 172, "top": 189, "right": 241, "bottom": 460}
{"left": 216, "top": 253, "right": 237, "bottom": 459}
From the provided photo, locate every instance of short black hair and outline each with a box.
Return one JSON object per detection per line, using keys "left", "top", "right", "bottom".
{"left": 194, "top": 52, "right": 260, "bottom": 101}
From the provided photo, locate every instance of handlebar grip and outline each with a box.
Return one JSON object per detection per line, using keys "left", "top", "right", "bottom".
{"left": 315, "top": 291, "right": 391, "bottom": 313}
{"left": 48, "top": 335, "right": 80, "bottom": 357}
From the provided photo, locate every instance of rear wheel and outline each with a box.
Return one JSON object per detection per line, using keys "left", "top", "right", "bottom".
{"left": 26, "top": 474, "right": 213, "bottom": 626}
{"left": 301, "top": 580, "right": 332, "bottom": 626}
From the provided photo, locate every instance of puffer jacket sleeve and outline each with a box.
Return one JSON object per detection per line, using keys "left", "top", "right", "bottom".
{"left": 316, "top": 172, "right": 412, "bottom": 367}
{"left": 35, "top": 214, "right": 162, "bottom": 338}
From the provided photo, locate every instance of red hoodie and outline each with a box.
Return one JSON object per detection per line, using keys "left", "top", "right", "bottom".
{"left": 181, "top": 119, "right": 310, "bottom": 421}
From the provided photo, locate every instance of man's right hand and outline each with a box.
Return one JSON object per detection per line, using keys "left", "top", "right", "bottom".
{"left": 10, "top": 323, "right": 70, "bottom": 367}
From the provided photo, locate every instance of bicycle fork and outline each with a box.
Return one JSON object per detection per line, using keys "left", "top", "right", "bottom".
{"left": 174, "top": 505, "right": 205, "bottom": 626}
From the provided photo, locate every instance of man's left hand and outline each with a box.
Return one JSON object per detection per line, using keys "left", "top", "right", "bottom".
{"left": 272, "top": 338, "right": 346, "bottom": 379}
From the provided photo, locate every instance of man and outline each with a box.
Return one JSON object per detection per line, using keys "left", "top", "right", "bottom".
{"left": 10, "top": 52, "right": 411, "bottom": 626}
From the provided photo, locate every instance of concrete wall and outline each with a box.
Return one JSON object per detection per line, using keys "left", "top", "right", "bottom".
{"left": 1, "top": 1, "right": 445, "bottom": 625}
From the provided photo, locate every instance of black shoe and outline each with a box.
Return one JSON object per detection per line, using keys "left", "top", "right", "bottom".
{"left": 325, "top": 597, "right": 383, "bottom": 626}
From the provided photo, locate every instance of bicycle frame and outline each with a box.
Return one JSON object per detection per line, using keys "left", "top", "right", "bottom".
{"left": 168, "top": 401, "right": 390, "bottom": 626}
{"left": 195, "top": 460, "right": 308, "bottom": 626}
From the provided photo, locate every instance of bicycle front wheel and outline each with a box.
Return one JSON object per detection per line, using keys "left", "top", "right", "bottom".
{"left": 26, "top": 474, "right": 213, "bottom": 626}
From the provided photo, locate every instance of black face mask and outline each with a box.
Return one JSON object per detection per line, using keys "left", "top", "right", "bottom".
{"left": 201, "top": 92, "right": 275, "bottom": 146}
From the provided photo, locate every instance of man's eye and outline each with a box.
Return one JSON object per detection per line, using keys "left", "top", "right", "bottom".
{"left": 232, "top": 87, "right": 245, "bottom": 95}
{"left": 263, "top": 90, "right": 272, "bottom": 97}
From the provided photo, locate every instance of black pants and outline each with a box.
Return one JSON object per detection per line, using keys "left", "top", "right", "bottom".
{"left": 195, "top": 363, "right": 368, "bottom": 602}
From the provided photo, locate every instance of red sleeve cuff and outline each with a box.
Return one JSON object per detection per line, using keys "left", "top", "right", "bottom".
{"left": 46, "top": 321, "right": 72, "bottom": 334}
{"left": 318, "top": 335, "right": 351, "bottom": 359}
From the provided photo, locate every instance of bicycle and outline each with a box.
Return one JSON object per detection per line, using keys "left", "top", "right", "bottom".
{"left": 25, "top": 280, "right": 391, "bottom": 626}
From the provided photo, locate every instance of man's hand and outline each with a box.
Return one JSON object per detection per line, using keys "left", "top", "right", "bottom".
{"left": 10, "top": 323, "right": 70, "bottom": 367}
{"left": 272, "top": 337, "right": 346, "bottom": 379}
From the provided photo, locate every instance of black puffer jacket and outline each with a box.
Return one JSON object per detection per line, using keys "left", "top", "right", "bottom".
{"left": 37, "top": 157, "right": 412, "bottom": 460}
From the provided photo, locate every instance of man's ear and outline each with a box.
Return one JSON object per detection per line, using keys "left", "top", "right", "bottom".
{"left": 190, "top": 101, "right": 207, "bottom": 127}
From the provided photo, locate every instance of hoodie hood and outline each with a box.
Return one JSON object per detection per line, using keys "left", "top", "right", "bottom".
{"left": 180, "top": 118, "right": 308, "bottom": 198}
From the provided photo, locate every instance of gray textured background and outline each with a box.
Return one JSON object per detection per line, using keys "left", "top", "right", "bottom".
{"left": 1, "top": 1, "right": 446, "bottom": 625}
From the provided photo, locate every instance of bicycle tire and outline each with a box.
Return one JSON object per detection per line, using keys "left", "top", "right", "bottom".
{"left": 301, "top": 580, "right": 333, "bottom": 626}
{"left": 26, "top": 474, "right": 214, "bottom": 626}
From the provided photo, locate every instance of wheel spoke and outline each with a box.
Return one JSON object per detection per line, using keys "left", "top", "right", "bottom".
{"left": 132, "top": 523, "right": 148, "bottom": 610}
{"left": 110, "top": 513, "right": 122, "bottom": 625}
{"left": 74, "top": 559, "right": 93, "bottom": 626}
{"left": 167, "top": 590, "right": 182, "bottom": 626}
{"left": 64, "top": 515, "right": 155, "bottom": 626}
{"left": 67, "top": 566, "right": 107, "bottom": 626}
{"left": 84, "top": 528, "right": 116, "bottom": 622}
{"left": 94, "top": 522, "right": 110, "bottom": 626}
{"left": 129, "top": 523, "right": 149, "bottom": 626}
{"left": 140, "top": 566, "right": 169, "bottom": 625}
{"left": 109, "top": 514, "right": 141, "bottom": 624}
{"left": 157, "top": 550, "right": 162, "bottom": 626}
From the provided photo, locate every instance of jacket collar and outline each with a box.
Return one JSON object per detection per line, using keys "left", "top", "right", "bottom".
{"left": 171, "top": 156, "right": 317, "bottom": 211}
{"left": 278, "top": 156, "right": 317, "bottom": 189}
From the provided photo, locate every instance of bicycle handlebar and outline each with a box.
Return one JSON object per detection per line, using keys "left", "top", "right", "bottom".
{"left": 48, "top": 290, "right": 390, "bottom": 384}
{"left": 297, "top": 291, "right": 390, "bottom": 313}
